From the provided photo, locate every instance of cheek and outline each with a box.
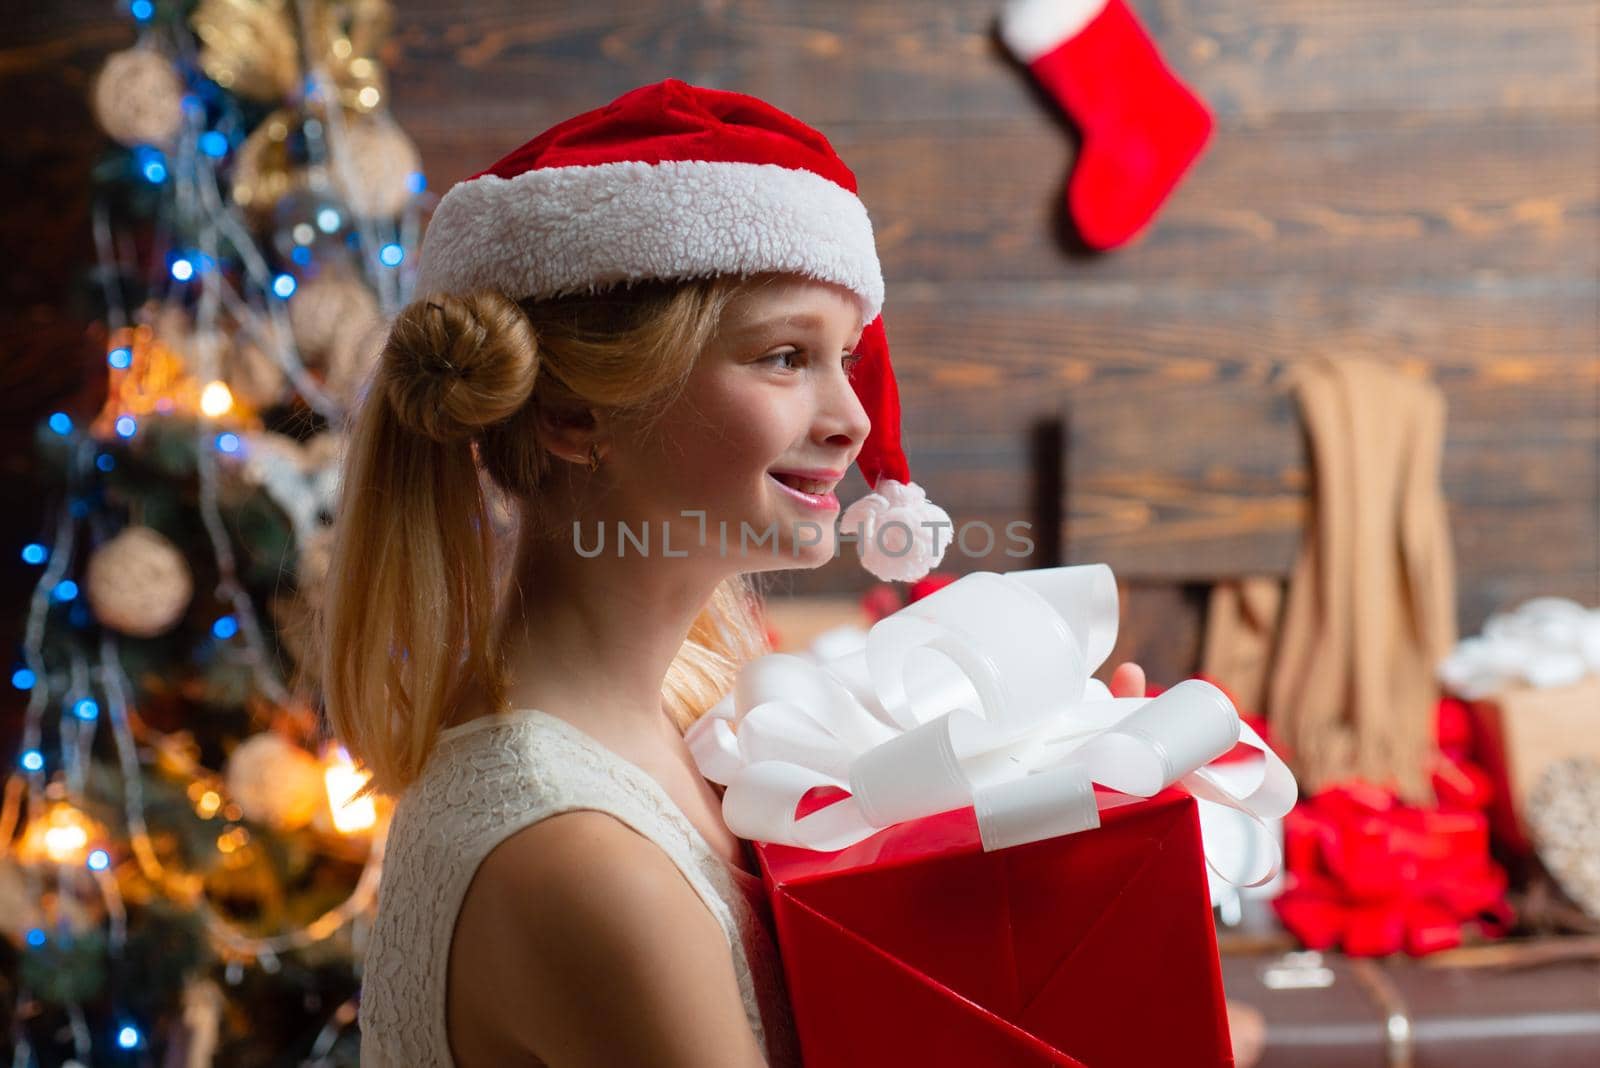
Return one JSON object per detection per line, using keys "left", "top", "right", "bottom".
{"left": 643, "top": 376, "right": 796, "bottom": 503}
{"left": 691, "top": 376, "right": 796, "bottom": 471}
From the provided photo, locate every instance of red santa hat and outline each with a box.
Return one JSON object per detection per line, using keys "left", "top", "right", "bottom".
{"left": 413, "top": 77, "right": 951, "bottom": 582}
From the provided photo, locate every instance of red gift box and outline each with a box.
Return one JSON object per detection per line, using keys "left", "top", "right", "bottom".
{"left": 752, "top": 788, "right": 1233, "bottom": 1067}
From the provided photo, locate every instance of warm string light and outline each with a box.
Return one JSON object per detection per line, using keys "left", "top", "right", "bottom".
{"left": 8, "top": 5, "right": 433, "bottom": 1059}
{"left": 199, "top": 379, "right": 235, "bottom": 417}
{"left": 89, "top": 325, "right": 203, "bottom": 436}
{"left": 17, "top": 799, "right": 101, "bottom": 866}
{"left": 322, "top": 746, "right": 376, "bottom": 834}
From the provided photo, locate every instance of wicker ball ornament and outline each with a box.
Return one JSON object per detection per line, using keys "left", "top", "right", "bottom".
{"left": 223, "top": 732, "right": 327, "bottom": 831}
{"left": 288, "top": 273, "right": 378, "bottom": 367}
{"left": 1528, "top": 757, "right": 1600, "bottom": 923}
{"left": 92, "top": 46, "right": 185, "bottom": 148}
{"left": 335, "top": 112, "right": 421, "bottom": 217}
{"left": 86, "top": 526, "right": 194, "bottom": 638}
{"left": 225, "top": 317, "right": 293, "bottom": 410}
{"left": 324, "top": 310, "right": 387, "bottom": 406}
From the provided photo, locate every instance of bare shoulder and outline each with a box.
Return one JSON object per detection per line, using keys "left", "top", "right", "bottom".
{"left": 447, "top": 809, "right": 768, "bottom": 1068}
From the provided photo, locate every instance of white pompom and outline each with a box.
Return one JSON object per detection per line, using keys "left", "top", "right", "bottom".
{"left": 839, "top": 478, "right": 953, "bottom": 582}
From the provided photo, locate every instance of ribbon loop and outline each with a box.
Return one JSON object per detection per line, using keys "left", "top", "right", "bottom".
{"left": 696, "top": 565, "right": 1299, "bottom": 884}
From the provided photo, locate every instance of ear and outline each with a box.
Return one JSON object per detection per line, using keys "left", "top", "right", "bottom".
{"left": 536, "top": 400, "right": 608, "bottom": 465}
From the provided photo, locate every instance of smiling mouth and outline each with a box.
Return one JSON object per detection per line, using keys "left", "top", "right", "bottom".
{"left": 768, "top": 472, "right": 839, "bottom": 495}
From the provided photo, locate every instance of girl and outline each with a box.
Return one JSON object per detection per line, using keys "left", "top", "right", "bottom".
{"left": 320, "top": 78, "right": 1148, "bottom": 1067}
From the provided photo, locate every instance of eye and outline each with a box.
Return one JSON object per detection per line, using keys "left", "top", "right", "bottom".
{"left": 762, "top": 348, "right": 804, "bottom": 371}
{"left": 843, "top": 351, "right": 864, "bottom": 377}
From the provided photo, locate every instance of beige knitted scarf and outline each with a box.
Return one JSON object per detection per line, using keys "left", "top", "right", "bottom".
{"left": 1200, "top": 356, "right": 1458, "bottom": 803}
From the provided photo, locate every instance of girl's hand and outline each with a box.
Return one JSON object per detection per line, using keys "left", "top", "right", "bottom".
{"left": 1108, "top": 661, "right": 1147, "bottom": 699}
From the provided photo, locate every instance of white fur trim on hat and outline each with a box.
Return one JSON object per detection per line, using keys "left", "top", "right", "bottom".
{"left": 414, "top": 159, "right": 885, "bottom": 323}
{"left": 840, "top": 478, "right": 953, "bottom": 583}
{"left": 999, "top": 0, "right": 1109, "bottom": 63}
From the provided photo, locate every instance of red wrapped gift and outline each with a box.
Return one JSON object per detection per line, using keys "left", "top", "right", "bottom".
{"left": 752, "top": 788, "right": 1233, "bottom": 1068}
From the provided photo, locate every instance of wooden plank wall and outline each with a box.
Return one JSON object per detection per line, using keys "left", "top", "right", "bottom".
{"left": 3, "top": 2, "right": 1596, "bottom": 690}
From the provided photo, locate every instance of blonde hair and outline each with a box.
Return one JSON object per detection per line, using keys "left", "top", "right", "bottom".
{"left": 312, "top": 275, "right": 778, "bottom": 796}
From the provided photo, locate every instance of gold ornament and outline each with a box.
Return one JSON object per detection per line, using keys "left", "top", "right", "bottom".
{"left": 232, "top": 108, "right": 304, "bottom": 217}
{"left": 191, "top": 0, "right": 396, "bottom": 109}
{"left": 305, "top": 0, "right": 394, "bottom": 113}
{"left": 92, "top": 46, "right": 185, "bottom": 148}
{"left": 192, "top": 0, "right": 300, "bottom": 103}
{"left": 85, "top": 525, "right": 195, "bottom": 638}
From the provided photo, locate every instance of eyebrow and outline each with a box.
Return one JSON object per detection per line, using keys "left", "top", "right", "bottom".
{"left": 730, "top": 312, "right": 865, "bottom": 343}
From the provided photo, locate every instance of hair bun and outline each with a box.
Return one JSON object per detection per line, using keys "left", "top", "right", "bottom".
{"left": 381, "top": 290, "right": 539, "bottom": 444}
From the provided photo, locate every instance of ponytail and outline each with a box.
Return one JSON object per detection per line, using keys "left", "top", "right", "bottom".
{"left": 320, "top": 291, "right": 534, "bottom": 795}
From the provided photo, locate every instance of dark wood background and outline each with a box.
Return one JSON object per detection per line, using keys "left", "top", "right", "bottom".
{"left": 3, "top": 1, "right": 1596, "bottom": 689}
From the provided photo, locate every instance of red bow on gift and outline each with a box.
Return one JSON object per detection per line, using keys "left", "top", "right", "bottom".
{"left": 1271, "top": 696, "right": 1514, "bottom": 956}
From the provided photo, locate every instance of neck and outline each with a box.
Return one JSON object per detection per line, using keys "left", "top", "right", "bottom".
{"left": 487, "top": 526, "right": 731, "bottom": 748}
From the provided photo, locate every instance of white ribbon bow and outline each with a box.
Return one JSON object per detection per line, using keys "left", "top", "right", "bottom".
{"left": 687, "top": 564, "right": 1299, "bottom": 887}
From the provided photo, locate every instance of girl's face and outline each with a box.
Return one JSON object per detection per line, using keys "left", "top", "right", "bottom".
{"left": 607, "top": 275, "right": 872, "bottom": 574}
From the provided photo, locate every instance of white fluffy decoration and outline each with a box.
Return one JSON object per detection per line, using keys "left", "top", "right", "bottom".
{"left": 999, "top": 0, "right": 1110, "bottom": 62}
{"left": 1437, "top": 596, "right": 1600, "bottom": 699}
{"left": 839, "top": 478, "right": 953, "bottom": 583}
{"left": 413, "top": 159, "right": 885, "bottom": 324}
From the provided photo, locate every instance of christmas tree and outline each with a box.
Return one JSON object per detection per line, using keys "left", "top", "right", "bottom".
{"left": 4, "top": 1, "right": 428, "bottom": 1063}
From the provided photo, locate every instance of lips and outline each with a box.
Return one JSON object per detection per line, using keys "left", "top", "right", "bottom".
{"left": 767, "top": 468, "right": 844, "bottom": 495}
{"left": 767, "top": 470, "right": 841, "bottom": 511}
{"left": 770, "top": 473, "right": 837, "bottom": 495}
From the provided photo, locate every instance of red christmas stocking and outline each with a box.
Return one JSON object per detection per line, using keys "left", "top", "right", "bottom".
{"left": 999, "top": 0, "right": 1214, "bottom": 250}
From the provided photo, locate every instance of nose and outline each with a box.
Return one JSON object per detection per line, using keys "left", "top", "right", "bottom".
{"left": 816, "top": 363, "right": 872, "bottom": 459}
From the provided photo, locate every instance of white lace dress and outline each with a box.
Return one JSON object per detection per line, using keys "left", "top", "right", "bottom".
{"left": 358, "top": 707, "right": 803, "bottom": 1067}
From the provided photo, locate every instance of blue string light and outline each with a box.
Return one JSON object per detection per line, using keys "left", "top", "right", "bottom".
{"left": 97, "top": 453, "right": 116, "bottom": 472}
{"left": 73, "top": 698, "right": 99, "bottom": 721}
{"left": 171, "top": 257, "right": 195, "bottom": 282}
{"left": 25, "top": 929, "right": 45, "bottom": 948}
{"left": 406, "top": 171, "right": 427, "bottom": 194}
{"left": 88, "top": 849, "right": 111, "bottom": 871}
{"left": 11, "top": 668, "right": 36, "bottom": 689}
{"left": 48, "top": 412, "right": 73, "bottom": 435}
{"left": 20, "top": 749, "right": 44, "bottom": 772}
{"left": 212, "top": 615, "right": 239, "bottom": 640}
{"left": 21, "top": 543, "right": 47, "bottom": 565}
{"left": 130, "top": 0, "right": 154, "bottom": 21}
{"left": 108, "top": 345, "right": 133, "bottom": 368}
{"left": 52, "top": 580, "right": 78, "bottom": 603}
{"left": 116, "top": 415, "right": 138, "bottom": 439}
{"left": 316, "top": 207, "right": 342, "bottom": 233}
{"left": 290, "top": 246, "right": 312, "bottom": 266}
{"left": 216, "top": 432, "right": 241, "bottom": 454}
{"left": 379, "top": 242, "right": 404, "bottom": 267}
{"left": 117, "top": 1025, "right": 141, "bottom": 1050}
{"left": 272, "top": 273, "right": 297, "bottom": 298}
{"left": 135, "top": 146, "right": 168, "bottom": 184}
{"left": 198, "top": 130, "right": 229, "bottom": 158}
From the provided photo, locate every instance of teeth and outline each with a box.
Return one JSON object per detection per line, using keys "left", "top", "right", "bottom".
{"left": 774, "top": 474, "right": 834, "bottom": 495}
